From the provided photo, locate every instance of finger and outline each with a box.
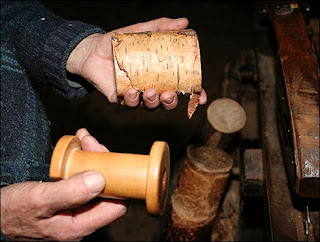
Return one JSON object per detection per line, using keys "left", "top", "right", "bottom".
{"left": 114, "top": 17, "right": 189, "bottom": 33}
{"left": 123, "top": 88, "right": 140, "bottom": 107}
{"left": 160, "top": 91, "right": 178, "bottom": 110}
{"left": 142, "top": 89, "right": 160, "bottom": 109}
{"left": 155, "top": 17, "right": 189, "bottom": 31}
{"left": 41, "top": 171, "right": 106, "bottom": 216}
{"left": 199, "top": 89, "right": 207, "bottom": 105}
{"left": 81, "top": 135, "right": 109, "bottom": 152}
{"left": 75, "top": 128, "right": 90, "bottom": 140}
{"left": 64, "top": 199, "right": 128, "bottom": 236}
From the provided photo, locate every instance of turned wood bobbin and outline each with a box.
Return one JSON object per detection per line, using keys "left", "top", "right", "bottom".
{"left": 49, "top": 135, "right": 170, "bottom": 216}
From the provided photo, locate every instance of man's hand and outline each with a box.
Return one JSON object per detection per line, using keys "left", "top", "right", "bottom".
{"left": 66, "top": 17, "right": 207, "bottom": 110}
{"left": 1, "top": 128, "right": 127, "bottom": 241}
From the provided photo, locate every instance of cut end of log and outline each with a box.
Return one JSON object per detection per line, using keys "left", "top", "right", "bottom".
{"left": 187, "top": 145, "right": 233, "bottom": 174}
{"left": 187, "top": 93, "right": 200, "bottom": 119}
{"left": 207, "top": 98, "right": 246, "bottom": 134}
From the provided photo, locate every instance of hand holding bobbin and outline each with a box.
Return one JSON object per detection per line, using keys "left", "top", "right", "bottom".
{"left": 49, "top": 136, "right": 170, "bottom": 216}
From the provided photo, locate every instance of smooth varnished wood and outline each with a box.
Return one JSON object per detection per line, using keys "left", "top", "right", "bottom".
{"left": 50, "top": 135, "right": 170, "bottom": 216}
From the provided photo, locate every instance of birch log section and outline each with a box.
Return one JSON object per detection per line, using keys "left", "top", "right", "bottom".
{"left": 163, "top": 98, "right": 246, "bottom": 241}
{"left": 164, "top": 145, "right": 233, "bottom": 241}
{"left": 112, "top": 29, "right": 202, "bottom": 119}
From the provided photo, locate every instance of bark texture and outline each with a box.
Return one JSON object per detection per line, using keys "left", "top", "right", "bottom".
{"left": 112, "top": 29, "right": 202, "bottom": 118}
{"left": 164, "top": 145, "right": 233, "bottom": 241}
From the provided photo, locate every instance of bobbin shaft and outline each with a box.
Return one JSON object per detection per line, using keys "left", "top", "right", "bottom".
{"left": 49, "top": 135, "right": 170, "bottom": 215}
{"left": 66, "top": 151, "right": 149, "bottom": 199}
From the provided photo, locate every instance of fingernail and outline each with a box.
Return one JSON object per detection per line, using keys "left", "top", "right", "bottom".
{"left": 117, "top": 203, "right": 128, "bottom": 214}
{"left": 110, "top": 93, "right": 118, "bottom": 103}
{"left": 175, "top": 17, "right": 185, "bottom": 21}
{"left": 147, "top": 94, "right": 156, "bottom": 102}
{"left": 129, "top": 92, "right": 138, "bottom": 100}
{"left": 164, "top": 96, "right": 174, "bottom": 105}
{"left": 83, "top": 172, "right": 105, "bottom": 195}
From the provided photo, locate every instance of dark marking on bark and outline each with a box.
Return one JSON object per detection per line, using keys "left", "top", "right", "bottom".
{"left": 177, "top": 64, "right": 180, "bottom": 91}
{"left": 112, "top": 37, "right": 123, "bottom": 47}
{"left": 144, "top": 31, "right": 152, "bottom": 37}
{"left": 178, "top": 29, "right": 196, "bottom": 36}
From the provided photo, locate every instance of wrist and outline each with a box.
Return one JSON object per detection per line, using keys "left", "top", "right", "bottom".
{"left": 66, "top": 33, "right": 102, "bottom": 75}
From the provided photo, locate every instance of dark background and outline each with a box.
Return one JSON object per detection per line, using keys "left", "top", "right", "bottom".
{"left": 39, "top": 0, "right": 255, "bottom": 156}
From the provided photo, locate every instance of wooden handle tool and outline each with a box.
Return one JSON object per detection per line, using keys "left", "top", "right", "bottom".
{"left": 49, "top": 135, "right": 170, "bottom": 216}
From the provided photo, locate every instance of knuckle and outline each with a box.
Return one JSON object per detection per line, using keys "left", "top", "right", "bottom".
{"left": 62, "top": 181, "right": 89, "bottom": 206}
{"left": 158, "top": 17, "right": 170, "bottom": 22}
{"left": 28, "top": 186, "right": 45, "bottom": 211}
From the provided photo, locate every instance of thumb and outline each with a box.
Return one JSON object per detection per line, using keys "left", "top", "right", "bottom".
{"left": 114, "top": 17, "right": 189, "bottom": 33}
{"left": 43, "top": 171, "right": 105, "bottom": 214}
{"left": 83, "top": 59, "right": 118, "bottom": 103}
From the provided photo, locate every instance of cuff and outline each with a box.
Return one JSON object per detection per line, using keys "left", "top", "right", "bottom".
{"left": 41, "top": 21, "right": 106, "bottom": 99}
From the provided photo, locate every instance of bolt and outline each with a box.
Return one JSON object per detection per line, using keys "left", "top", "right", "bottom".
{"left": 276, "top": 5, "right": 293, "bottom": 15}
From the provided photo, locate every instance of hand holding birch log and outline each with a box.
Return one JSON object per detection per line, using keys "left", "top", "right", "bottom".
{"left": 66, "top": 17, "right": 207, "bottom": 112}
{"left": 112, "top": 28, "right": 204, "bottom": 118}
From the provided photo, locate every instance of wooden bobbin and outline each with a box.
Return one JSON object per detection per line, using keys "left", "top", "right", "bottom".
{"left": 49, "top": 135, "right": 170, "bottom": 216}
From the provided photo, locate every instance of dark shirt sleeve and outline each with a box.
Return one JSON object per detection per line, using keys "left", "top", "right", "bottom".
{"left": 1, "top": 1, "right": 106, "bottom": 99}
